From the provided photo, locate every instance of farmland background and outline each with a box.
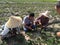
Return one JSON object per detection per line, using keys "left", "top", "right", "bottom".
{"left": 0, "top": 0, "right": 58, "bottom": 25}
{"left": 0, "top": 0, "right": 60, "bottom": 45}
{"left": 0, "top": 0, "right": 57, "bottom": 3}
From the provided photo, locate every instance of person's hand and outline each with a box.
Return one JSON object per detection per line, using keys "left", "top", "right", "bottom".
{"left": 32, "top": 29, "right": 34, "bottom": 31}
{"left": 28, "top": 27, "right": 32, "bottom": 30}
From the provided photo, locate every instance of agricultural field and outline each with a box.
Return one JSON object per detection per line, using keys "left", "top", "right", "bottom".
{"left": 0, "top": 0, "right": 57, "bottom": 3}
{"left": 0, "top": 1, "right": 57, "bottom": 25}
{"left": 0, "top": 0, "right": 60, "bottom": 45}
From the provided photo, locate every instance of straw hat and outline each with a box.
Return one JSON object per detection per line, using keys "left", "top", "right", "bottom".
{"left": 40, "top": 10, "right": 50, "bottom": 17}
{"left": 5, "top": 16, "right": 22, "bottom": 28}
{"left": 56, "top": 32, "right": 60, "bottom": 37}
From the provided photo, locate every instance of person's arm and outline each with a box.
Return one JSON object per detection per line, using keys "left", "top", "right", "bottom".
{"left": 24, "top": 17, "right": 32, "bottom": 30}
{"left": 35, "top": 16, "right": 41, "bottom": 25}
{"left": 1, "top": 26, "right": 10, "bottom": 36}
{"left": 24, "top": 23, "right": 32, "bottom": 30}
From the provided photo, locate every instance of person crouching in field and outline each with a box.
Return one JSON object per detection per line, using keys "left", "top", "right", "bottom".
{"left": 0, "top": 16, "right": 22, "bottom": 39}
{"left": 55, "top": 1, "right": 60, "bottom": 37}
{"left": 23, "top": 13, "right": 36, "bottom": 32}
{"left": 35, "top": 11, "right": 50, "bottom": 30}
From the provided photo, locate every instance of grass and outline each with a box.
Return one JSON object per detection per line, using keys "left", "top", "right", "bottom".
{"left": 0, "top": 0, "right": 57, "bottom": 3}
{"left": 1, "top": 28, "right": 60, "bottom": 45}
{"left": 26, "top": 28, "right": 60, "bottom": 45}
{"left": 0, "top": 2, "right": 56, "bottom": 24}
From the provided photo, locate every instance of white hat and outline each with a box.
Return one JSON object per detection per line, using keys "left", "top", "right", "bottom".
{"left": 40, "top": 10, "right": 50, "bottom": 17}
{"left": 5, "top": 16, "right": 22, "bottom": 28}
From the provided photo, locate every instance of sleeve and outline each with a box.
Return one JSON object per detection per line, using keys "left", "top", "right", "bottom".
{"left": 1, "top": 26, "right": 10, "bottom": 36}
{"left": 25, "top": 18, "right": 29, "bottom": 24}
{"left": 22, "top": 16, "right": 29, "bottom": 24}
{"left": 23, "top": 17, "right": 30, "bottom": 25}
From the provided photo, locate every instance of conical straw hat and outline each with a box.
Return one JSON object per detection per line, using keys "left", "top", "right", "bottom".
{"left": 40, "top": 10, "right": 50, "bottom": 17}
{"left": 5, "top": 16, "right": 22, "bottom": 28}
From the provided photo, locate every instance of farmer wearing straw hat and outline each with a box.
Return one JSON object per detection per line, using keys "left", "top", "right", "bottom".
{"left": 35, "top": 10, "right": 50, "bottom": 29}
{"left": 0, "top": 16, "right": 22, "bottom": 39}
{"left": 23, "top": 13, "right": 36, "bottom": 32}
